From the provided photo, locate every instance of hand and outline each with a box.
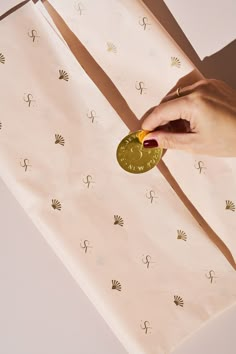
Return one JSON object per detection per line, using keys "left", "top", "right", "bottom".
{"left": 141, "top": 78, "right": 236, "bottom": 157}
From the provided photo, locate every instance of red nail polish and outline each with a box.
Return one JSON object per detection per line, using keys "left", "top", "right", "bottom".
{"left": 143, "top": 139, "right": 158, "bottom": 148}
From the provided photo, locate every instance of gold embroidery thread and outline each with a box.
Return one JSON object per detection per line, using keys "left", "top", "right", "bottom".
{"left": 59, "top": 70, "right": 69, "bottom": 81}
{"left": 194, "top": 160, "right": 206, "bottom": 174}
{"left": 23, "top": 93, "right": 35, "bottom": 107}
{"left": 114, "top": 215, "right": 124, "bottom": 227}
{"left": 177, "top": 230, "right": 187, "bottom": 241}
{"left": 55, "top": 134, "right": 65, "bottom": 146}
{"left": 140, "top": 320, "right": 152, "bottom": 334}
{"left": 51, "top": 199, "right": 62, "bottom": 211}
{"left": 87, "top": 110, "right": 96, "bottom": 123}
{"left": 107, "top": 42, "right": 117, "bottom": 53}
{"left": 74, "top": 1, "right": 85, "bottom": 15}
{"left": 20, "top": 158, "right": 31, "bottom": 172}
{"left": 205, "top": 270, "right": 217, "bottom": 284}
{"left": 112, "top": 280, "right": 122, "bottom": 291}
{"left": 139, "top": 17, "right": 151, "bottom": 30}
{"left": 83, "top": 175, "right": 95, "bottom": 188}
{"left": 142, "top": 255, "right": 155, "bottom": 269}
{"left": 174, "top": 295, "right": 184, "bottom": 307}
{"left": 146, "top": 190, "right": 157, "bottom": 203}
{"left": 27, "top": 29, "right": 40, "bottom": 42}
{"left": 135, "top": 81, "right": 146, "bottom": 95}
{"left": 80, "top": 240, "right": 92, "bottom": 253}
{"left": 225, "top": 200, "right": 235, "bottom": 212}
{"left": 171, "top": 56, "right": 181, "bottom": 68}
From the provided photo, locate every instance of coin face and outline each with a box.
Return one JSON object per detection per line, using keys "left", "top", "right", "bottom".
{"left": 116, "top": 131, "right": 162, "bottom": 174}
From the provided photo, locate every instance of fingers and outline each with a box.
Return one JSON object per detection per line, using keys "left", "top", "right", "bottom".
{"left": 141, "top": 96, "right": 193, "bottom": 131}
{"left": 160, "top": 82, "right": 198, "bottom": 103}
{"left": 143, "top": 131, "right": 196, "bottom": 151}
{"left": 162, "top": 69, "right": 204, "bottom": 98}
{"left": 160, "top": 79, "right": 207, "bottom": 104}
{"left": 141, "top": 77, "right": 209, "bottom": 143}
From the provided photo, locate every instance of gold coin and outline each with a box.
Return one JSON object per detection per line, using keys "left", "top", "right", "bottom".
{"left": 116, "top": 130, "right": 163, "bottom": 174}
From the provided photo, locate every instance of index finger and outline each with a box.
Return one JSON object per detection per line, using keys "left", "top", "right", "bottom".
{"left": 141, "top": 96, "right": 193, "bottom": 131}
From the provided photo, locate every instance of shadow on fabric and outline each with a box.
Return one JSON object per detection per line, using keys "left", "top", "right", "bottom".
{"left": 142, "top": 0, "right": 236, "bottom": 89}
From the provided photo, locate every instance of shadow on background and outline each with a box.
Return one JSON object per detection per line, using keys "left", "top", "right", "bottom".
{"left": 143, "top": 0, "right": 236, "bottom": 89}
{"left": 201, "top": 40, "right": 236, "bottom": 90}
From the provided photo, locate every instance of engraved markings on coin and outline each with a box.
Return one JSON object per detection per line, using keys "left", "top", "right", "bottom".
{"left": 117, "top": 131, "right": 162, "bottom": 174}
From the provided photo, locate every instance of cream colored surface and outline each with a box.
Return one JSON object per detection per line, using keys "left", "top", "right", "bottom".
{"left": 164, "top": 0, "right": 236, "bottom": 59}
{"left": 0, "top": 1, "right": 236, "bottom": 354}
{"left": 163, "top": 153, "right": 236, "bottom": 260}
{"left": 0, "top": 176, "right": 126, "bottom": 354}
{"left": 49, "top": 0, "right": 194, "bottom": 118}
{"left": 0, "top": 177, "right": 236, "bottom": 354}
{"left": 48, "top": 0, "right": 236, "bottom": 262}
{"left": 1, "top": 174, "right": 236, "bottom": 354}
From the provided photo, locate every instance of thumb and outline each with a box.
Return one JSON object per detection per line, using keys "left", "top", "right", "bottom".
{"left": 142, "top": 131, "right": 196, "bottom": 151}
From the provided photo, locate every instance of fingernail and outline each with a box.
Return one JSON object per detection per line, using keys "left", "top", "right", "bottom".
{"left": 143, "top": 139, "right": 158, "bottom": 148}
